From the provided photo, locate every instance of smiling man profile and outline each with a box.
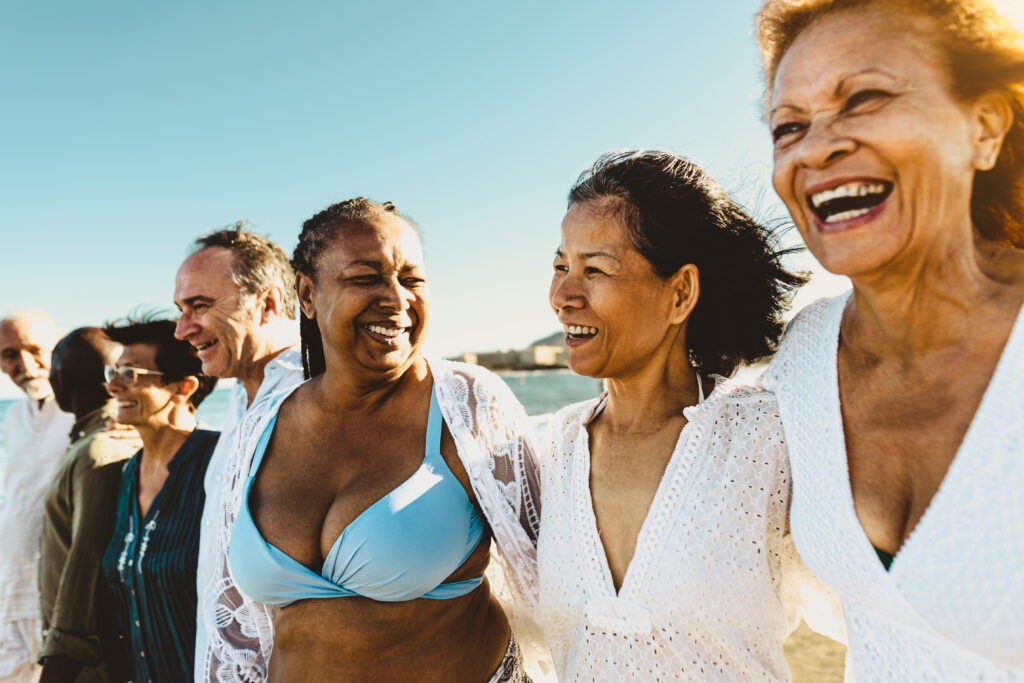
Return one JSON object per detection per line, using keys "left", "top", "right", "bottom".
{"left": 0, "top": 310, "right": 74, "bottom": 683}
{"left": 173, "top": 226, "right": 303, "bottom": 682}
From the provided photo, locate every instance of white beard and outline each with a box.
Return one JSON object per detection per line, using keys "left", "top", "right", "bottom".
{"left": 21, "top": 378, "right": 53, "bottom": 402}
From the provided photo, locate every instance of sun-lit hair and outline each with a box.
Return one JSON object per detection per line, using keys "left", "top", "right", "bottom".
{"left": 568, "top": 150, "right": 808, "bottom": 377}
{"left": 291, "top": 198, "right": 418, "bottom": 379}
{"left": 755, "top": 0, "right": 1024, "bottom": 245}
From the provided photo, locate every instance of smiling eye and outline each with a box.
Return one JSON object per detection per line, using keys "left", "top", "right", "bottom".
{"left": 584, "top": 266, "right": 605, "bottom": 276}
{"left": 772, "top": 121, "right": 806, "bottom": 143}
{"left": 401, "top": 276, "right": 425, "bottom": 286}
{"left": 553, "top": 263, "right": 569, "bottom": 273}
{"left": 843, "top": 89, "right": 891, "bottom": 113}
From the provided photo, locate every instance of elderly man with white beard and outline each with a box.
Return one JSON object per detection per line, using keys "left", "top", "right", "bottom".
{"left": 0, "top": 311, "right": 74, "bottom": 683}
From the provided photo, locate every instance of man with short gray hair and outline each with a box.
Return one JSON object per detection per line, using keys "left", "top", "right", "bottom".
{"left": 173, "top": 225, "right": 302, "bottom": 682}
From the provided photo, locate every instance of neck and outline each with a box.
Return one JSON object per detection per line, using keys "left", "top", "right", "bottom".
{"left": 601, "top": 337, "right": 700, "bottom": 434}
{"left": 845, "top": 232, "right": 1023, "bottom": 363}
{"left": 70, "top": 394, "right": 110, "bottom": 421}
{"left": 239, "top": 323, "right": 299, "bottom": 407}
{"left": 135, "top": 406, "right": 197, "bottom": 467}
{"left": 315, "top": 354, "right": 429, "bottom": 413}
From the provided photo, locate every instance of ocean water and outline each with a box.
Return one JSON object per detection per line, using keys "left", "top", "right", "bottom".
{"left": 0, "top": 369, "right": 602, "bottom": 460}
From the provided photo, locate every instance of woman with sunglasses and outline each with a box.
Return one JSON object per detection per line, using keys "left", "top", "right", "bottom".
{"left": 100, "top": 318, "right": 218, "bottom": 683}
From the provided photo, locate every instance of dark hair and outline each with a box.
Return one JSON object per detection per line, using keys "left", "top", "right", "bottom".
{"left": 103, "top": 316, "right": 218, "bottom": 411}
{"left": 756, "top": 0, "right": 1024, "bottom": 246}
{"left": 192, "top": 222, "right": 299, "bottom": 319}
{"left": 291, "top": 198, "right": 415, "bottom": 379}
{"left": 568, "top": 150, "right": 808, "bottom": 377}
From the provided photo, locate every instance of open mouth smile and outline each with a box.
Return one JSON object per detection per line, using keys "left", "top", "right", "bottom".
{"left": 563, "top": 324, "right": 599, "bottom": 346}
{"left": 362, "top": 323, "right": 412, "bottom": 345}
{"left": 807, "top": 180, "right": 893, "bottom": 227}
{"left": 194, "top": 339, "right": 218, "bottom": 353}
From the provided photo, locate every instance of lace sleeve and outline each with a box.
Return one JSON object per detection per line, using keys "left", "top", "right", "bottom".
{"left": 198, "top": 390, "right": 292, "bottom": 683}
{"left": 431, "top": 359, "right": 554, "bottom": 680}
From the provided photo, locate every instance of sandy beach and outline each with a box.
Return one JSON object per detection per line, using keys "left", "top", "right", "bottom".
{"left": 785, "top": 622, "right": 845, "bottom": 682}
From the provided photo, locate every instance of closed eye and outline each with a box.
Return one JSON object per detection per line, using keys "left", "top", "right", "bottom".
{"left": 772, "top": 121, "right": 806, "bottom": 143}
{"left": 584, "top": 266, "right": 606, "bottom": 276}
{"left": 843, "top": 89, "right": 892, "bottom": 113}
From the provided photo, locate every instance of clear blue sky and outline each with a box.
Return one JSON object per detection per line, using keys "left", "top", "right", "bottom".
{"left": 1, "top": 0, "right": 851, "bottom": 398}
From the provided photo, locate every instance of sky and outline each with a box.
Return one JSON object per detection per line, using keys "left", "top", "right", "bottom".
{"left": 0, "top": 0, "right": 860, "bottom": 399}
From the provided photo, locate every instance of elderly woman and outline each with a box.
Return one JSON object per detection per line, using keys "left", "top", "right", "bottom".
{"left": 201, "top": 199, "right": 542, "bottom": 682}
{"left": 756, "top": 0, "right": 1024, "bottom": 678}
{"left": 537, "top": 151, "right": 839, "bottom": 681}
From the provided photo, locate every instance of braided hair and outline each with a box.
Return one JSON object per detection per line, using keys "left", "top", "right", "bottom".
{"left": 291, "top": 198, "right": 412, "bottom": 379}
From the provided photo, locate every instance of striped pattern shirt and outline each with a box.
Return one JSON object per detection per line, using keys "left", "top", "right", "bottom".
{"left": 102, "top": 429, "right": 219, "bottom": 683}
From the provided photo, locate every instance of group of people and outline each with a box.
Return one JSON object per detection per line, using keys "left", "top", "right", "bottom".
{"left": 0, "top": 0, "right": 1022, "bottom": 681}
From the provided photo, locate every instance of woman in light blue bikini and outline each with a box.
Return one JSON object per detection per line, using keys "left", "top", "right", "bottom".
{"left": 202, "top": 198, "right": 543, "bottom": 682}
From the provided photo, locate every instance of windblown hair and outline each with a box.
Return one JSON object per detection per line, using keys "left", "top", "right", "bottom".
{"left": 291, "top": 198, "right": 414, "bottom": 379}
{"left": 103, "top": 316, "right": 218, "bottom": 411}
{"left": 568, "top": 150, "right": 808, "bottom": 377}
{"left": 192, "top": 222, "right": 299, "bottom": 319}
{"left": 756, "top": 0, "right": 1024, "bottom": 245}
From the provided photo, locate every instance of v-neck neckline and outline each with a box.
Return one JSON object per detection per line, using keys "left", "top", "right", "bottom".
{"left": 827, "top": 294, "right": 1024, "bottom": 579}
{"left": 574, "top": 380, "right": 716, "bottom": 600}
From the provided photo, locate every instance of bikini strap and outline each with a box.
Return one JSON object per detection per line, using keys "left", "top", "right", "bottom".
{"left": 425, "top": 383, "right": 443, "bottom": 455}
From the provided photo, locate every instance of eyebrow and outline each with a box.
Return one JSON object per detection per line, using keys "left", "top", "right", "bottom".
{"left": 554, "top": 249, "right": 620, "bottom": 261}
{"left": 770, "top": 68, "right": 898, "bottom": 118}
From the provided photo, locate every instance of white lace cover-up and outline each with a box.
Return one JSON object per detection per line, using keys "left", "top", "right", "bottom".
{"left": 198, "top": 358, "right": 550, "bottom": 683}
{"left": 762, "top": 293, "right": 1024, "bottom": 681}
{"left": 536, "top": 379, "right": 841, "bottom": 682}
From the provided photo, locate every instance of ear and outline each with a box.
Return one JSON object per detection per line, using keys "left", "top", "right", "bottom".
{"left": 258, "top": 285, "right": 285, "bottom": 325}
{"left": 667, "top": 263, "right": 700, "bottom": 326}
{"left": 970, "top": 90, "right": 1014, "bottom": 172}
{"left": 296, "top": 273, "right": 316, "bottom": 320}
{"left": 173, "top": 376, "right": 199, "bottom": 404}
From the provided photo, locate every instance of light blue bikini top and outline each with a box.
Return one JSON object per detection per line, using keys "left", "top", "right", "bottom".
{"left": 229, "top": 385, "right": 485, "bottom": 606}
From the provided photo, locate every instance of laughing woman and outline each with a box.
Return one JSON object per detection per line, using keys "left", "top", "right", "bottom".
{"left": 537, "top": 151, "right": 837, "bottom": 681}
{"left": 756, "top": 0, "right": 1024, "bottom": 678}
{"left": 200, "top": 199, "right": 542, "bottom": 683}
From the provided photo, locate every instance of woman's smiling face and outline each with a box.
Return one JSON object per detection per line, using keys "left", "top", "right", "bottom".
{"left": 769, "top": 8, "right": 999, "bottom": 277}
{"left": 300, "top": 216, "right": 429, "bottom": 378}
{"left": 550, "top": 200, "right": 686, "bottom": 379}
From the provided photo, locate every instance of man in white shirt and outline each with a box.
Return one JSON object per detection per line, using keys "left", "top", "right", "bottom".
{"left": 172, "top": 226, "right": 303, "bottom": 683}
{"left": 0, "top": 311, "right": 74, "bottom": 683}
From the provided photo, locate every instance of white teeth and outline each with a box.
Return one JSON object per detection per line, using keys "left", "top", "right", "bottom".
{"left": 565, "top": 325, "right": 598, "bottom": 336}
{"left": 810, "top": 182, "right": 887, "bottom": 208}
{"left": 367, "top": 324, "right": 405, "bottom": 338}
{"left": 824, "top": 207, "right": 873, "bottom": 223}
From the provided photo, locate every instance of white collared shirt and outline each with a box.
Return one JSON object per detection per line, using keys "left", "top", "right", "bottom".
{"left": 193, "top": 345, "right": 303, "bottom": 681}
{"left": 0, "top": 395, "right": 75, "bottom": 621}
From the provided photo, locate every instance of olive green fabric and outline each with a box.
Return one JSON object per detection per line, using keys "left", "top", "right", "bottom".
{"left": 38, "top": 401, "right": 136, "bottom": 681}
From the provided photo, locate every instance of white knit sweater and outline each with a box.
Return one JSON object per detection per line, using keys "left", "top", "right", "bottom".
{"left": 763, "top": 293, "right": 1024, "bottom": 681}
{"left": 536, "top": 379, "right": 840, "bottom": 682}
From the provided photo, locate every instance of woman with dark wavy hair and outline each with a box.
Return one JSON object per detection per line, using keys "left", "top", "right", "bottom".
{"left": 756, "top": 0, "right": 1024, "bottom": 678}
{"left": 537, "top": 151, "right": 835, "bottom": 681}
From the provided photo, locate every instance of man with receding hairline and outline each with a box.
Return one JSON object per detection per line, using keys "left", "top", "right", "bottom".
{"left": 172, "top": 226, "right": 303, "bottom": 682}
{"left": 0, "top": 311, "right": 74, "bottom": 683}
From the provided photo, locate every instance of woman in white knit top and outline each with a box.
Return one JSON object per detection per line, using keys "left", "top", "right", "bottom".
{"left": 537, "top": 151, "right": 838, "bottom": 681}
{"left": 757, "top": 0, "right": 1024, "bottom": 679}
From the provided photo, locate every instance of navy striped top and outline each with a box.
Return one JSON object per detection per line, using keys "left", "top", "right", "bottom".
{"left": 102, "top": 429, "right": 219, "bottom": 683}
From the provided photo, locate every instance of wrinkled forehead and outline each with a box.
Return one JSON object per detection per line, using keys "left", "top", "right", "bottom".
{"left": 322, "top": 217, "right": 425, "bottom": 271}
{"left": 175, "top": 247, "right": 244, "bottom": 298}
{"left": 771, "top": 7, "right": 944, "bottom": 107}
{"left": 0, "top": 315, "right": 60, "bottom": 352}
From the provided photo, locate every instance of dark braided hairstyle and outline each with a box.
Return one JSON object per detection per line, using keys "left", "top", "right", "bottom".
{"left": 291, "top": 198, "right": 413, "bottom": 379}
{"left": 568, "top": 150, "right": 808, "bottom": 377}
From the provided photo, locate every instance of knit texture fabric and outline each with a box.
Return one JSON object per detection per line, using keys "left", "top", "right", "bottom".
{"left": 763, "top": 293, "right": 1024, "bottom": 681}
{"left": 536, "top": 379, "right": 838, "bottom": 682}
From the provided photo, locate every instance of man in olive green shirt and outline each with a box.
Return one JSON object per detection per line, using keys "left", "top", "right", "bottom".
{"left": 38, "top": 328, "right": 137, "bottom": 683}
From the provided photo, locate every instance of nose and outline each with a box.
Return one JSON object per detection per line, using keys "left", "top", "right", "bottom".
{"left": 378, "top": 277, "right": 411, "bottom": 311}
{"left": 175, "top": 313, "right": 198, "bottom": 340}
{"left": 550, "top": 270, "right": 584, "bottom": 313}
{"left": 793, "top": 116, "right": 855, "bottom": 169}
{"left": 16, "top": 350, "right": 37, "bottom": 374}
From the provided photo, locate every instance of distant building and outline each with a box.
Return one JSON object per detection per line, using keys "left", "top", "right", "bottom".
{"left": 449, "top": 332, "right": 568, "bottom": 371}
